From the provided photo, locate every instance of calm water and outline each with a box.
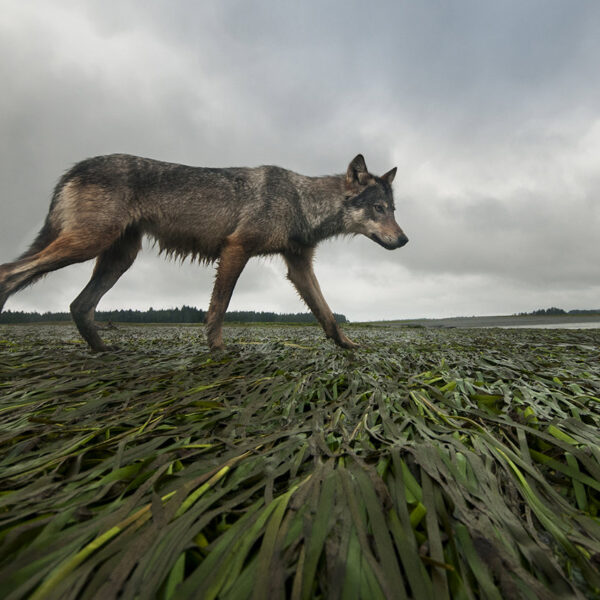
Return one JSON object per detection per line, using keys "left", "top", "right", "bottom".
{"left": 500, "top": 322, "right": 600, "bottom": 329}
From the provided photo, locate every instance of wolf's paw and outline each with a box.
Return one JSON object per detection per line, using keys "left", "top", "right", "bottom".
{"left": 208, "top": 341, "right": 226, "bottom": 353}
{"left": 90, "top": 344, "right": 121, "bottom": 353}
{"left": 337, "top": 335, "right": 359, "bottom": 350}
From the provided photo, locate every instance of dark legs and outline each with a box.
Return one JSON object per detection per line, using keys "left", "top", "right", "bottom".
{"left": 284, "top": 248, "right": 358, "bottom": 349}
{"left": 206, "top": 240, "right": 250, "bottom": 351}
{"left": 2, "top": 230, "right": 355, "bottom": 352}
{"left": 70, "top": 229, "right": 142, "bottom": 352}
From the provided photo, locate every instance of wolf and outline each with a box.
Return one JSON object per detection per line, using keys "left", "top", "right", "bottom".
{"left": 0, "top": 154, "right": 408, "bottom": 351}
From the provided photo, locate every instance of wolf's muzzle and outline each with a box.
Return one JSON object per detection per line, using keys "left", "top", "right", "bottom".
{"left": 397, "top": 233, "right": 409, "bottom": 248}
{"left": 370, "top": 232, "right": 409, "bottom": 250}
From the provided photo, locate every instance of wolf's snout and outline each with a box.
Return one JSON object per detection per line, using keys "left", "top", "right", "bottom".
{"left": 397, "top": 233, "right": 409, "bottom": 248}
{"left": 370, "top": 229, "right": 409, "bottom": 250}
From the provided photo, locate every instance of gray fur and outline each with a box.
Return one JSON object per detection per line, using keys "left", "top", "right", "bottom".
{"left": 0, "top": 153, "right": 408, "bottom": 351}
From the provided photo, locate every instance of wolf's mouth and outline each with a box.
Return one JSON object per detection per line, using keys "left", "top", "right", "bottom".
{"left": 370, "top": 233, "right": 407, "bottom": 250}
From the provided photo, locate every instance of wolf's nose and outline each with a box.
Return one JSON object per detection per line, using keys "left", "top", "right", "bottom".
{"left": 397, "top": 234, "right": 409, "bottom": 247}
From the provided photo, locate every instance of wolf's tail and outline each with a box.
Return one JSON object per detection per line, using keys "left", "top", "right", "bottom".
{"left": 17, "top": 217, "right": 59, "bottom": 261}
{"left": 0, "top": 193, "right": 62, "bottom": 313}
{"left": 19, "top": 177, "right": 67, "bottom": 261}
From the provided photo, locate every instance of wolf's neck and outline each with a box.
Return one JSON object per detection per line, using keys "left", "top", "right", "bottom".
{"left": 287, "top": 174, "right": 347, "bottom": 245}
{"left": 300, "top": 174, "right": 346, "bottom": 222}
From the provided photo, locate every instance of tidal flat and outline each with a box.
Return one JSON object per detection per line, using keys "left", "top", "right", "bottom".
{"left": 1, "top": 323, "right": 599, "bottom": 599}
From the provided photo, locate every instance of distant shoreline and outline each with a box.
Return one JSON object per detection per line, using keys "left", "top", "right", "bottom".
{"left": 372, "top": 314, "right": 600, "bottom": 329}
{"left": 2, "top": 313, "right": 600, "bottom": 330}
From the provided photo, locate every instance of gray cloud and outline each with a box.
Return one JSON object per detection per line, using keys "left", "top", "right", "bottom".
{"left": 1, "top": 0, "right": 599, "bottom": 320}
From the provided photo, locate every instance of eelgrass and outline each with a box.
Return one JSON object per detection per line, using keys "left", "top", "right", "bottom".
{"left": 0, "top": 323, "right": 599, "bottom": 599}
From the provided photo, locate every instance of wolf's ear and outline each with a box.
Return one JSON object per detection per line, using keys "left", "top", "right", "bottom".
{"left": 346, "top": 154, "right": 370, "bottom": 186}
{"left": 381, "top": 167, "right": 397, "bottom": 184}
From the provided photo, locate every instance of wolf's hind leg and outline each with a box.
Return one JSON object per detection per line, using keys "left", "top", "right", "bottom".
{"left": 206, "top": 239, "right": 250, "bottom": 351}
{"left": 284, "top": 249, "right": 358, "bottom": 349}
{"left": 0, "top": 229, "right": 116, "bottom": 314}
{"left": 70, "top": 228, "right": 142, "bottom": 352}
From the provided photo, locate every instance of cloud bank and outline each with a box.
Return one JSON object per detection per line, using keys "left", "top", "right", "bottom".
{"left": 1, "top": 0, "right": 599, "bottom": 320}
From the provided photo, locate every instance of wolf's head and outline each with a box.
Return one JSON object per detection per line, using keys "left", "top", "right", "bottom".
{"left": 343, "top": 154, "right": 408, "bottom": 250}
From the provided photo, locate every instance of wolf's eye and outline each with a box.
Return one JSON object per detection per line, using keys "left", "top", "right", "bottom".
{"left": 374, "top": 205, "right": 385, "bottom": 214}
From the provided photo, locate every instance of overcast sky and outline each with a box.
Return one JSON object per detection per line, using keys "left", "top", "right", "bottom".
{"left": 1, "top": 0, "right": 599, "bottom": 320}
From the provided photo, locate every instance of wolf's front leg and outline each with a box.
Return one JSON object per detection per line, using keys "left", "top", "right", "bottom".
{"left": 284, "top": 249, "right": 358, "bottom": 349}
{"left": 206, "top": 240, "right": 250, "bottom": 351}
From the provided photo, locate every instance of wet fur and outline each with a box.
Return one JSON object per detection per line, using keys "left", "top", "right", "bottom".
{"left": 0, "top": 154, "right": 408, "bottom": 351}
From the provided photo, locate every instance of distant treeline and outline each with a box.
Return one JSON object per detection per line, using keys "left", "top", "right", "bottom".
{"left": 0, "top": 306, "right": 347, "bottom": 324}
{"left": 516, "top": 307, "right": 600, "bottom": 316}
